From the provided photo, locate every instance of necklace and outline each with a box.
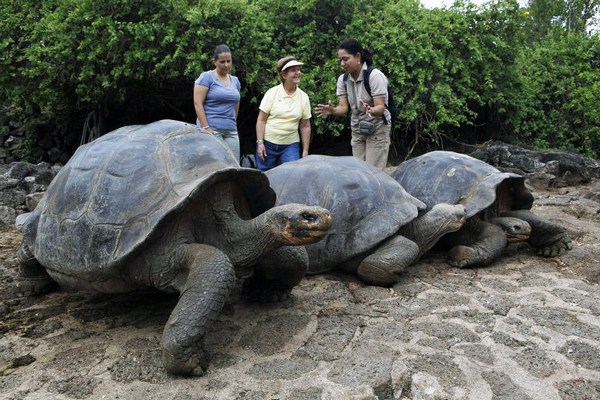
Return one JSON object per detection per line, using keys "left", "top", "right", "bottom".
{"left": 214, "top": 71, "right": 231, "bottom": 86}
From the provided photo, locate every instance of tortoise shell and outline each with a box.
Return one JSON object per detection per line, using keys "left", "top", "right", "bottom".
{"left": 390, "top": 151, "right": 534, "bottom": 218}
{"left": 20, "top": 120, "right": 275, "bottom": 274}
{"left": 266, "top": 155, "right": 425, "bottom": 272}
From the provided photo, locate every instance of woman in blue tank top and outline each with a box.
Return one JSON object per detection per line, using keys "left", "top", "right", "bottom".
{"left": 193, "top": 44, "right": 242, "bottom": 161}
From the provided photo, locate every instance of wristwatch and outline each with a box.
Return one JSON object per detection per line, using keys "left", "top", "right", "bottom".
{"left": 256, "top": 139, "right": 264, "bottom": 144}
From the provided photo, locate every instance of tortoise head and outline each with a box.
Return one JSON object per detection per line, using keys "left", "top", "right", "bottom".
{"left": 269, "top": 203, "right": 332, "bottom": 246}
{"left": 491, "top": 217, "right": 532, "bottom": 243}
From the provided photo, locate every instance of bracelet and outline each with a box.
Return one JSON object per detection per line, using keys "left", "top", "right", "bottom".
{"left": 256, "top": 139, "right": 264, "bottom": 144}
{"left": 202, "top": 125, "right": 210, "bottom": 129}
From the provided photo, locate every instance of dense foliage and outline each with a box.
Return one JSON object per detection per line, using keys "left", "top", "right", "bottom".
{"left": 1, "top": 0, "right": 599, "bottom": 160}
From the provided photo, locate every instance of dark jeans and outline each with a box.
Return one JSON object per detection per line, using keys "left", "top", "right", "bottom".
{"left": 256, "top": 141, "right": 300, "bottom": 171}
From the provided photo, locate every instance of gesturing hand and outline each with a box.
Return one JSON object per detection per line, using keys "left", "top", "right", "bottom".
{"left": 315, "top": 101, "right": 334, "bottom": 117}
{"left": 360, "top": 100, "right": 373, "bottom": 117}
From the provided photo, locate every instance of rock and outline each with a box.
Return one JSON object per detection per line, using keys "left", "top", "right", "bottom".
{"left": 25, "top": 192, "right": 45, "bottom": 211}
{"left": 0, "top": 187, "right": 26, "bottom": 210}
{"left": 411, "top": 373, "right": 447, "bottom": 399}
{"left": 470, "top": 142, "right": 600, "bottom": 188}
{"left": 391, "top": 360, "right": 412, "bottom": 399}
{"left": 4, "top": 162, "right": 35, "bottom": 180}
{"left": 0, "top": 148, "right": 9, "bottom": 163}
{"left": 0, "top": 205, "right": 17, "bottom": 227}
{"left": 0, "top": 161, "right": 60, "bottom": 223}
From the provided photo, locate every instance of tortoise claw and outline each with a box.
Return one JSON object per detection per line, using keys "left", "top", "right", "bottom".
{"left": 536, "top": 236, "right": 573, "bottom": 257}
{"left": 163, "top": 348, "right": 209, "bottom": 376}
{"left": 448, "top": 245, "right": 478, "bottom": 268}
{"left": 242, "top": 281, "right": 292, "bottom": 303}
{"left": 537, "top": 239, "right": 573, "bottom": 257}
{"left": 14, "top": 277, "right": 57, "bottom": 297}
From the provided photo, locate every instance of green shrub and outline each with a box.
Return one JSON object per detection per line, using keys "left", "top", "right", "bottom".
{"left": 1, "top": 0, "right": 599, "bottom": 160}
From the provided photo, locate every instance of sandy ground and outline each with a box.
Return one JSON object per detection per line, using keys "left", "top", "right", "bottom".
{"left": 0, "top": 179, "right": 599, "bottom": 400}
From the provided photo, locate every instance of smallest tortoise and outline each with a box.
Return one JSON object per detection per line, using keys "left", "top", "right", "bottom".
{"left": 391, "top": 150, "right": 572, "bottom": 268}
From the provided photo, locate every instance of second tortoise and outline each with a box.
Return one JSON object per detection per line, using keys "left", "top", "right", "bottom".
{"left": 264, "top": 155, "right": 466, "bottom": 286}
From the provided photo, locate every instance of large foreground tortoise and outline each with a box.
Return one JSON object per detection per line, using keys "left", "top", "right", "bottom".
{"left": 263, "top": 155, "right": 466, "bottom": 286}
{"left": 390, "top": 150, "right": 572, "bottom": 268}
{"left": 16, "top": 120, "right": 332, "bottom": 376}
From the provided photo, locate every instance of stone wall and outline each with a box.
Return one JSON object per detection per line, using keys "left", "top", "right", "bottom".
{"left": 0, "top": 120, "right": 76, "bottom": 165}
{"left": 471, "top": 142, "right": 600, "bottom": 187}
{"left": 0, "top": 162, "right": 60, "bottom": 228}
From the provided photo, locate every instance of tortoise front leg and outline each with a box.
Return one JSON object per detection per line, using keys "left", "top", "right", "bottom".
{"left": 445, "top": 220, "right": 507, "bottom": 268}
{"left": 356, "top": 235, "right": 420, "bottom": 286}
{"left": 243, "top": 246, "right": 308, "bottom": 303}
{"left": 15, "top": 242, "right": 57, "bottom": 296}
{"left": 501, "top": 209, "right": 573, "bottom": 256}
{"left": 161, "top": 244, "right": 235, "bottom": 376}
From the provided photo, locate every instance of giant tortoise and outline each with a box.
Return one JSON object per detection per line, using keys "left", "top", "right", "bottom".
{"left": 390, "top": 150, "right": 572, "bottom": 268}
{"left": 263, "top": 155, "right": 466, "bottom": 286}
{"left": 16, "top": 120, "right": 332, "bottom": 376}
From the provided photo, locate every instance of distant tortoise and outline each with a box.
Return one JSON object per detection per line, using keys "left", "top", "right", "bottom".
{"left": 390, "top": 150, "right": 572, "bottom": 268}
{"left": 263, "top": 155, "right": 466, "bottom": 286}
{"left": 16, "top": 120, "right": 332, "bottom": 376}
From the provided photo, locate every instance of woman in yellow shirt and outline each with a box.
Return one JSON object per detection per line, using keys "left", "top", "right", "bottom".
{"left": 255, "top": 56, "right": 312, "bottom": 171}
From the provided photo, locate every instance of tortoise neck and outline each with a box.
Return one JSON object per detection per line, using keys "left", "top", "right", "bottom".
{"left": 230, "top": 214, "right": 281, "bottom": 267}
{"left": 398, "top": 205, "right": 466, "bottom": 257}
{"left": 197, "top": 182, "right": 281, "bottom": 267}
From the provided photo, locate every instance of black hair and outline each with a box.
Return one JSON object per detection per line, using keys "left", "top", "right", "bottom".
{"left": 213, "top": 44, "right": 231, "bottom": 60}
{"left": 338, "top": 38, "right": 372, "bottom": 66}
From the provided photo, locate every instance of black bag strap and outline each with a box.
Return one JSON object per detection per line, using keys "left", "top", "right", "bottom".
{"left": 343, "top": 66, "right": 375, "bottom": 96}
{"left": 344, "top": 66, "right": 390, "bottom": 125}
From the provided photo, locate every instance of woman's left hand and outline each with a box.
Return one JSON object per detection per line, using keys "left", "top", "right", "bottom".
{"left": 315, "top": 101, "right": 334, "bottom": 117}
{"left": 360, "top": 100, "right": 373, "bottom": 117}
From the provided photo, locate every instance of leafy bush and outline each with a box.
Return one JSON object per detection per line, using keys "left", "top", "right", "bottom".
{"left": 510, "top": 31, "right": 600, "bottom": 157}
{"left": 1, "top": 0, "right": 599, "bottom": 160}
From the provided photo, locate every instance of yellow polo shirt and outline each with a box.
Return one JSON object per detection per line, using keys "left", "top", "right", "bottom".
{"left": 259, "top": 84, "right": 312, "bottom": 145}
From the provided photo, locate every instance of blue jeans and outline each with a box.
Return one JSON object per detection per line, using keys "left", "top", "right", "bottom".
{"left": 256, "top": 141, "right": 300, "bottom": 171}
{"left": 211, "top": 128, "right": 240, "bottom": 162}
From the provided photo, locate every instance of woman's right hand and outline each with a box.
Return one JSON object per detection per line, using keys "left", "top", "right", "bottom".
{"left": 315, "top": 101, "right": 334, "bottom": 117}
{"left": 257, "top": 143, "right": 266, "bottom": 161}
{"left": 255, "top": 111, "right": 269, "bottom": 161}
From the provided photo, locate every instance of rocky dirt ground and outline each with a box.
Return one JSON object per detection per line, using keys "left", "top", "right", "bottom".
{"left": 1, "top": 178, "right": 599, "bottom": 400}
